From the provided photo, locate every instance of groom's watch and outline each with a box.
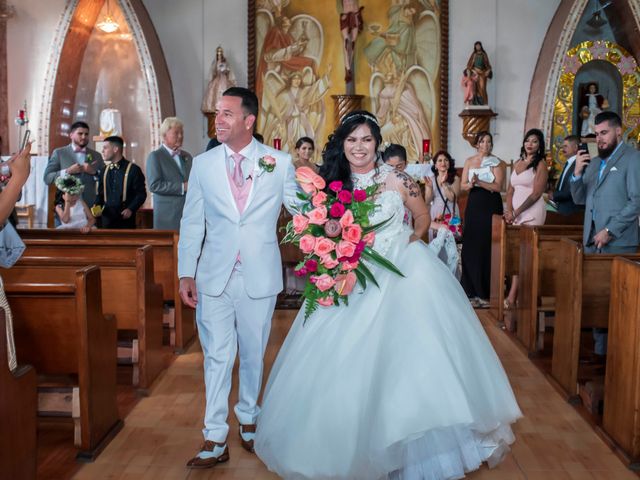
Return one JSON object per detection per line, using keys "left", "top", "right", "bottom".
{"left": 604, "top": 227, "right": 612, "bottom": 237}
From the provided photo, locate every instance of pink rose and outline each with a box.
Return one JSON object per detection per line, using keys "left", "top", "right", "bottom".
{"left": 299, "top": 234, "right": 317, "bottom": 254}
{"left": 314, "top": 237, "right": 336, "bottom": 256}
{"left": 314, "top": 274, "right": 336, "bottom": 292}
{"left": 317, "top": 296, "right": 335, "bottom": 307}
{"left": 292, "top": 214, "right": 310, "bottom": 234}
{"left": 343, "top": 225, "right": 363, "bottom": 243}
{"left": 324, "top": 219, "right": 342, "bottom": 238}
{"left": 312, "top": 191, "right": 328, "bottom": 207}
{"left": 330, "top": 202, "right": 346, "bottom": 218}
{"left": 363, "top": 231, "right": 375, "bottom": 246}
{"left": 307, "top": 206, "right": 328, "bottom": 225}
{"left": 305, "top": 259, "right": 318, "bottom": 273}
{"left": 353, "top": 189, "right": 367, "bottom": 202}
{"left": 341, "top": 260, "right": 359, "bottom": 271}
{"left": 339, "top": 210, "right": 355, "bottom": 228}
{"left": 329, "top": 180, "right": 343, "bottom": 192}
{"left": 336, "top": 240, "right": 356, "bottom": 259}
{"left": 296, "top": 167, "right": 326, "bottom": 194}
{"left": 320, "top": 254, "right": 340, "bottom": 269}
{"left": 334, "top": 272, "right": 357, "bottom": 296}
{"left": 294, "top": 266, "right": 307, "bottom": 277}
{"left": 337, "top": 190, "right": 352, "bottom": 204}
{"left": 263, "top": 155, "right": 276, "bottom": 166}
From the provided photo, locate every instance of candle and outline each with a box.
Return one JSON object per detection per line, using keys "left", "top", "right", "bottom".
{"left": 273, "top": 138, "right": 282, "bottom": 150}
{"left": 422, "top": 139, "right": 430, "bottom": 155}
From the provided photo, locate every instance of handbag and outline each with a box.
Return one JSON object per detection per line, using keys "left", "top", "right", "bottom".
{"left": 435, "top": 181, "right": 463, "bottom": 242}
{"left": 0, "top": 221, "right": 25, "bottom": 268}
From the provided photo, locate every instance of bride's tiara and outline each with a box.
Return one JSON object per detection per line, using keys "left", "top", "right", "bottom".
{"left": 342, "top": 112, "right": 380, "bottom": 127}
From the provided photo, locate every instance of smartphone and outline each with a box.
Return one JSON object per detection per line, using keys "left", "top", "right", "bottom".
{"left": 579, "top": 142, "right": 590, "bottom": 163}
{"left": 19, "top": 129, "right": 31, "bottom": 151}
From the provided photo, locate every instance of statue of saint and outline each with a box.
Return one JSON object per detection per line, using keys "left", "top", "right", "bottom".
{"left": 466, "top": 41, "right": 492, "bottom": 106}
{"left": 201, "top": 46, "right": 237, "bottom": 113}
{"left": 99, "top": 104, "right": 122, "bottom": 137}
{"left": 579, "top": 82, "right": 608, "bottom": 137}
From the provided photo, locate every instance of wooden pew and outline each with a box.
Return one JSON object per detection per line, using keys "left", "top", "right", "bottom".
{"left": 16, "top": 244, "right": 164, "bottom": 392}
{"left": 551, "top": 239, "right": 640, "bottom": 400}
{"left": 489, "top": 215, "right": 520, "bottom": 322}
{"left": 516, "top": 225, "right": 582, "bottom": 354}
{"left": 19, "top": 229, "right": 195, "bottom": 351}
{"left": 602, "top": 258, "right": 640, "bottom": 468}
{"left": 0, "top": 310, "right": 37, "bottom": 479}
{"left": 489, "top": 214, "right": 584, "bottom": 324}
{"left": 2, "top": 265, "right": 122, "bottom": 459}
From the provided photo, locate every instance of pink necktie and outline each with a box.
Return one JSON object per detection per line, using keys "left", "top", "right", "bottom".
{"left": 232, "top": 153, "right": 245, "bottom": 187}
{"left": 74, "top": 147, "right": 86, "bottom": 153}
{"left": 171, "top": 149, "right": 181, "bottom": 157}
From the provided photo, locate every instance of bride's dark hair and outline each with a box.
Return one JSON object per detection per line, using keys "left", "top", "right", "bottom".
{"left": 319, "top": 110, "right": 383, "bottom": 192}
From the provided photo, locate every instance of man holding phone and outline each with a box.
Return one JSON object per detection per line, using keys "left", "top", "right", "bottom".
{"left": 43, "top": 121, "right": 104, "bottom": 207}
{"left": 551, "top": 135, "right": 584, "bottom": 215}
{"left": 571, "top": 111, "right": 640, "bottom": 358}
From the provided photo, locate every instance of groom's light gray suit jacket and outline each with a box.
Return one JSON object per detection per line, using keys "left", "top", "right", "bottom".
{"left": 178, "top": 140, "right": 299, "bottom": 298}
{"left": 570, "top": 142, "right": 640, "bottom": 248}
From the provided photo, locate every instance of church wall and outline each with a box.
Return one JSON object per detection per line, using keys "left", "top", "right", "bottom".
{"left": 7, "top": 0, "right": 560, "bottom": 164}
{"left": 448, "top": 0, "right": 560, "bottom": 165}
{"left": 6, "top": 0, "right": 67, "bottom": 154}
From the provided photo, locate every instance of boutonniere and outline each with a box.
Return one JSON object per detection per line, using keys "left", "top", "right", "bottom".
{"left": 86, "top": 153, "right": 94, "bottom": 165}
{"left": 259, "top": 155, "right": 276, "bottom": 174}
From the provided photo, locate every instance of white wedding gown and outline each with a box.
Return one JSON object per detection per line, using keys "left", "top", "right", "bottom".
{"left": 255, "top": 164, "right": 522, "bottom": 479}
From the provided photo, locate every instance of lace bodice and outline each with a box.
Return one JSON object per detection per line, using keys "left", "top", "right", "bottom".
{"left": 352, "top": 163, "right": 411, "bottom": 256}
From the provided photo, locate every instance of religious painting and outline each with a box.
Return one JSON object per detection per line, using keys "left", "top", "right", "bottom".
{"left": 249, "top": 0, "right": 448, "bottom": 162}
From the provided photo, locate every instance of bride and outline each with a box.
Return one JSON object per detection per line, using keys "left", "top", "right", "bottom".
{"left": 255, "top": 111, "right": 522, "bottom": 479}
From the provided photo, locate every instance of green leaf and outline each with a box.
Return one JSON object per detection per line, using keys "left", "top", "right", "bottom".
{"left": 354, "top": 268, "right": 367, "bottom": 289}
{"left": 361, "top": 247, "right": 405, "bottom": 277}
{"left": 357, "top": 262, "right": 379, "bottom": 288}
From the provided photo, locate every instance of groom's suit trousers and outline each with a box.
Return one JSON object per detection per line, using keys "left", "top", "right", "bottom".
{"left": 197, "top": 268, "right": 277, "bottom": 442}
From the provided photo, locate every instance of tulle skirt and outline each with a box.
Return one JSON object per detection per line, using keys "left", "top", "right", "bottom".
{"left": 255, "top": 233, "right": 522, "bottom": 479}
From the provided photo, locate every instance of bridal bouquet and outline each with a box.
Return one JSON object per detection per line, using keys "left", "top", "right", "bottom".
{"left": 282, "top": 167, "right": 404, "bottom": 320}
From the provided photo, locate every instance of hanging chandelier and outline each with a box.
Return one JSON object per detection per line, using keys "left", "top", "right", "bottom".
{"left": 97, "top": 0, "right": 119, "bottom": 33}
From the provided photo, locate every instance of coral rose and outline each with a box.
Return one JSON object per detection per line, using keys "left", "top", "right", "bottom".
{"left": 334, "top": 272, "right": 357, "bottom": 296}
{"left": 320, "top": 254, "right": 339, "bottom": 269}
{"left": 324, "top": 219, "right": 342, "bottom": 238}
{"left": 314, "top": 274, "right": 336, "bottom": 292}
{"left": 336, "top": 240, "right": 356, "bottom": 259}
{"left": 296, "top": 166, "right": 326, "bottom": 194}
{"left": 339, "top": 210, "right": 355, "bottom": 228}
{"left": 312, "top": 191, "right": 328, "bottom": 207}
{"left": 353, "top": 189, "right": 367, "bottom": 202}
{"left": 363, "top": 231, "right": 376, "bottom": 246}
{"left": 313, "top": 237, "right": 336, "bottom": 257}
{"left": 343, "top": 224, "right": 363, "bottom": 243}
{"left": 328, "top": 180, "right": 343, "bottom": 192}
{"left": 317, "top": 296, "right": 335, "bottom": 306}
{"left": 330, "top": 202, "right": 346, "bottom": 218}
{"left": 341, "top": 260, "right": 359, "bottom": 271}
{"left": 292, "top": 214, "right": 309, "bottom": 234}
{"left": 337, "top": 190, "right": 352, "bottom": 204}
{"left": 307, "top": 206, "right": 328, "bottom": 225}
{"left": 299, "top": 234, "right": 317, "bottom": 254}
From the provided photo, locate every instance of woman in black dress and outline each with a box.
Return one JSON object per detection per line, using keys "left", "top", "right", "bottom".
{"left": 460, "top": 131, "right": 505, "bottom": 307}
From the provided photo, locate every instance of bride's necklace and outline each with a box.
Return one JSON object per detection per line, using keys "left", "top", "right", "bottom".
{"left": 352, "top": 162, "right": 387, "bottom": 189}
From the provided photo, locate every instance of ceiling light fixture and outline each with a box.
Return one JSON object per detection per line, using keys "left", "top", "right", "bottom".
{"left": 97, "top": 0, "right": 119, "bottom": 33}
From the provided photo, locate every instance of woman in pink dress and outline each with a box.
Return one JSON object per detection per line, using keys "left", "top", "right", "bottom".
{"left": 503, "top": 128, "right": 548, "bottom": 309}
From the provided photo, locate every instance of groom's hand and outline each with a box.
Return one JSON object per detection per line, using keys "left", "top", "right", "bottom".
{"left": 179, "top": 277, "right": 198, "bottom": 308}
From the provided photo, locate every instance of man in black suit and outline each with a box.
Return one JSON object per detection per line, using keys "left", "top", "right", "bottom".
{"left": 94, "top": 136, "right": 147, "bottom": 229}
{"left": 551, "top": 135, "right": 584, "bottom": 215}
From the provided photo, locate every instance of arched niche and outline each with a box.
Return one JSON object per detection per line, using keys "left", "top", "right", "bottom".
{"left": 572, "top": 60, "right": 622, "bottom": 135}
{"left": 39, "top": 0, "right": 174, "bottom": 158}
{"left": 525, "top": 0, "right": 640, "bottom": 156}
{"left": 551, "top": 41, "right": 640, "bottom": 160}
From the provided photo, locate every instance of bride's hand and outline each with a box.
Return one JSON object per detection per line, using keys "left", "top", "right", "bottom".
{"left": 409, "top": 233, "right": 419, "bottom": 243}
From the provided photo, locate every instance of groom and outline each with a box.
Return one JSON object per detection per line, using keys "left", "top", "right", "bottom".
{"left": 178, "top": 87, "right": 299, "bottom": 469}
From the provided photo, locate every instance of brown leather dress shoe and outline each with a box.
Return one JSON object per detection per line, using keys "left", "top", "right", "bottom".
{"left": 239, "top": 424, "right": 256, "bottom": 453}
{"left": 186, "top": 440, "right": 229, "bottom": 469}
